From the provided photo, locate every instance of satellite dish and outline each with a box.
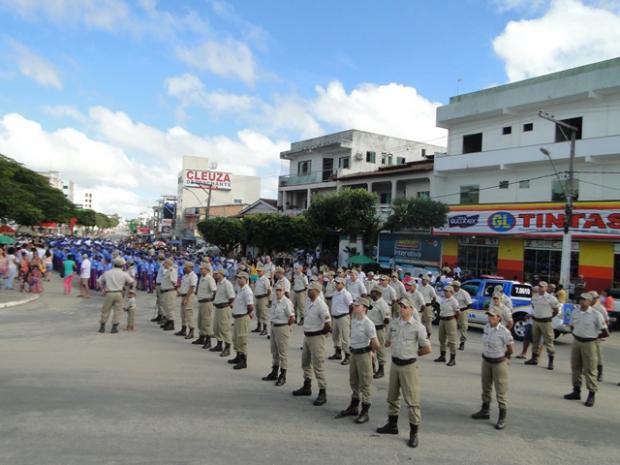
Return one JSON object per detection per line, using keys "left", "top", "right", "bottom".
{"left": 209, "top": 162, "right": 218, "bottom": 170}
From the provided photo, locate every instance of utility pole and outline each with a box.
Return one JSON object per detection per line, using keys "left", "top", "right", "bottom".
{"left": 538, "top": 110, "right": 578, "bottom": 290}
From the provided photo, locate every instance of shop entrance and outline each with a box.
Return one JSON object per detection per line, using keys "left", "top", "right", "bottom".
{"left": 523, "top": 240, "right": 579, "bottom": 285}
{"left": 457, "top": 237, "right": 498, "bottom": 278}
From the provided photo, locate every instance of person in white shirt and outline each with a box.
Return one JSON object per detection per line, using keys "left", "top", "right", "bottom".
{"left": 193, "top": 262, "right": 217, "bottom": 349}
{"left": 589, "top": 291, "right": 610, "bottom": 382}
{"left": 328, "top": 277, "right": 353, "bottom": 365}
{"left": 435, "top": 286, "right": 460, "bottom": 366}
{"left": 525, "top": 281, "right": 560, "bottom": 370}
{"left": 346, "top": 270, "right": 367, "bottom": 300}
{"left": 262, "top": 283, "right": 294, "bottom": 386}
{"left": 175, "top": 261, "right": 198, "bottom": 339}
{"left": 79, "top": 254, "right": 91, "bottom": 299}
{"left": 418, "top": 277, "right": 438, "bottom": 337}
{"left": 253, "top": 265, "right": 272, "bottom": 336}
{"left": 228, "top": 271, "right": 254, "bottom": 370}
{"left": 451, "top": 281, "right": 473, "bottom": 351}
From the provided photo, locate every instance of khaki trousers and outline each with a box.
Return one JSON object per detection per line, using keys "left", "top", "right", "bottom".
{"left": 293, "top": 290, "right": 306, "bottom": 321}
{"left": 532, "top": 320, "right": 555, "bottom": 356}
{"left": 439, "top": 318, "right": 458, "bottom": 354}
{"left": 100, "top": 292, "right": 123, "bottom": 325}
{"left": 302, "top": 334, "right": 327, "bottom": 389}
{"left": 376, "top": 328, "right": 386, "bottom": 365}
{"left": 595, "top": 339, "right": 603, "bottom": 366}
{"left": 180, "top": 294, "right": 195, "bottom": 329}
{"left": 256, "top": 296, "right": 269, "bottom": 325}
{"left": 213, "top": 305, "right": 232, "bottom": 343}
{"left": 458, "top": 310, "right": 469, "bottom": 342}
{"left": 197, "top": 301, "right": 214, "bottom": 336}
{"left": 162, "top": 290, "right": 176, "bottom": 320}
{"left": 332, "top": 315, "right": 351, "bottom": 355}
{"left": 126, "top": 307, "right": 135, "bottom": 327}
{"left": 233, "top": 314, "right": 250, "bottom": 354}
{"left": 155, "top": 285, "right": 163, "bottom": 316}
{"left": 270, "top": 324, "right": 290, "bottom": 369}
{"left": 350, "top": 351, "right": 373, "bottom": 403}
{"left": 571, "top": 339, "right": 598, "bottom": 392}
{"left": 387, "top": 362, "right": 421, "bottom": 425}
{"left": 481, "top": 359, "right": 508, "bottom": 409}
{"left": 421, "top": 304, "right": 433, "bottom": 336}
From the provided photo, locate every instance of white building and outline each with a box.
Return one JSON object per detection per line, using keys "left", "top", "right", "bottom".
{"left": 84, "top": 192, "right": 93, "bottom": 209}
{"left": 38, "top": 171, "right": 75, "bottom": 202}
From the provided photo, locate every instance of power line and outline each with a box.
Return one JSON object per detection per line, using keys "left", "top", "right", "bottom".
{"left": 575, "top": 178, "right": 620, "bottom": 194}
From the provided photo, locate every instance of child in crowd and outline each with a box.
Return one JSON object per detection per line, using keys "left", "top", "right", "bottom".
{"left": 124, "top": 289, "right": 136, "bottom": 331}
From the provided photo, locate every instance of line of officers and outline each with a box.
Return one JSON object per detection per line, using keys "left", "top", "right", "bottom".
{"left": 95, "top": 257, "right": 611, "bottom": 450}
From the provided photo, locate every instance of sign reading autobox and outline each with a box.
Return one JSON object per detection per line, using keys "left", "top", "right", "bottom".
{"left": 378, "top": 233, "right": 442, "bottom": 268}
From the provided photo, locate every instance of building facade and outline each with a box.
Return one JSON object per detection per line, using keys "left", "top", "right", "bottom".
{"left": 38, "top": 171, "right": 75, "bottom": 203}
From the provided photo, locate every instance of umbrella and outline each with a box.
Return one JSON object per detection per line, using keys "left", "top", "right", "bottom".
{"left": 347, "top": 254, "right": 376, "bottom": 265}
{"left": 0, "top": 234, "right": 16, "bottom": 245}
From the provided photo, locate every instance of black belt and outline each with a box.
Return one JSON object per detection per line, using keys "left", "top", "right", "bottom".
{"left": 180, "top": 293, "right": 187, "bottom": 297}
{"left": 294, "top": 289, "right": 307, "bottom": 293}
{"left": 255, "top": 294, "right": 269, "bottom": 299}
{"left": 573, "top": 335, "right": 597, "bottom": 342}
{"left": 374, "top": 324, "right": 385, "bottom": 330}
{"left": 483, "top": 355, "right": 507, "bottom": 363}
{"left": 106, "top": 290, "right": 122, "bottom": 293}
{"left": 351, "top": 346, "right": 371, "bottom": 354}
{"left": 440, "top": 315, "right": 456, "bottom": 320}
{"left": 272, "top": 323, "right": 288, "bottom": 327}
{"left": 533, "top": 317, "right": 552, "bottom": 323}
{"left": 304, "top": 330, "right": 324, "bottom": 337}
{"left": 325, "top": 296, "right": 333, "bottom": 299}
{"left": 161, "top": 288, "right": 175, "bottom": 293}
{"left": 392, "top": 357, "right": 416, "bottom": 366}
{"left": 333, "top": 313, "right": 349, "bottom": 320}
{"left": 233, "top": 313, "right": 248, "bottom": 319}
{"left": 198, "top": 298, "right": 214, "bottom": 303}
{"left": 214, "top": 303, "right": 230, "bottom": 309}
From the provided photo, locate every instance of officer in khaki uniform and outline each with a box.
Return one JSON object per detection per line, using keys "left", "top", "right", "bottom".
{"left": 418, "top": 276, "right": 438, "bottom": 337}
{"left": 452, "top": 281, "right": 472, "bottom": 351}
{"left": 293, "top": 282, "right": 331, "bottom": 406}
{"left": 159, "top": 258, "right": 178, "bottom": 331}
{"left": 377, "top": 296, "right": 431, "bottom": 448}
{"left": 175, "top": 261, "right": 197, "bottom": 339}
{"left": 292, "top": 265, "right": 309, "bottom": 325}
{"left": 336, "top": 297, "right": 379, "bottom": 424}
{"left": 271, "top": 266, "right": 291, "bottom": 300}
{"left": 435, "top": 286, "right": 460, "bottom": 366}
{"left": 590, "top": 291, "right": 610, "bottom": 382}
{"left": 192, "top": 262, "right": 216, "bottom": 349}
{"left": 328, "top": 277, "right": 353, "bottom": 365}
{"left": 389, "top": 272, "right": 407, "bottom": 317}
{"left": 525, "top": 281, "right": 560, "bottom": 370}
{"left": 252, "top": 265, "right": 271, "bottom": 336}
{"left": 209, "top": 267, "right": 235, "bottom": 357}
{"left": 563, "top": 292, "right": 608, "bottom": 407}
{"left": 228, "top": 271, "right": 254, "bottom": 370}
{"left": 151, "top": 253, "right": 166, "bottom": 323}
{"left": 97, "top": 257, "right": 135, "bottom": 334}
{"left": 378, "top": 275, "right": 397, "bottom": 318}
{"left": 471, "top": 308, "right": 514, "bottom": 430}
{"left": 368, "top": 286, "right": 390, "bottom": 379}
{"left": 262, "top": 282, "right": 294, "bottom": 386}
{"left": 324, "top": 271, "right": 337, "bottom": 310}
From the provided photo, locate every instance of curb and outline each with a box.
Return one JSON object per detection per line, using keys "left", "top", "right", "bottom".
{"left": 0, "top": 293, "right": 41, "bottom": 309}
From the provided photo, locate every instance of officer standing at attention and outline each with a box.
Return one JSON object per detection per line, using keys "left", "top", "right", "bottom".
{"left": 376, "top": 296, "right": 431, "bottom": 448}
{"left": 293, "top": 281, "right": 331, "bottom": 406}
{"left": 175, "top": 261, "right": 197, "bottom": 339}
{"left": 418, "top": 276, "right": 438, "bottom": 337}
{"left": 210, "top": 267, "right": 235, "bottom": 357}
{"left": 159, "top": 258, "right": 178, "bottom": 331}
{"left": 228, "top": 271, "right": 254, "bottom": 370}
{"left": 97, "top": 257, "right": 135, "bottom": 334}
{"left": 563, "top": 292, "right": 608, "bottom": 407}
{"left": 346, "top": 270, "right": 367, "bottom": 300}
{"left": 369, "top": 286, "right": 391, "bottom": 379}
{"left": 292, "top": 264, "right": 309, "bottom": 325}
{"left": 435, "top": 286, "right": 460, "bottom": 366}
{"left": 471, "top": 307, "right": 514, "bottom": 430}
{"left": 192, "top": 262, "right": 216, "bottom": 349}
{"left": 151, "top": 253, "right": 166, "bottom": 323}
{"left": 402, "top": 278, "right": 423, "bottom": 321}
{"left": 525, "top": 281, "right": 560, "bottom": 370}
{"left": 452, "top": 281, "right": 472, "bottom": 351}
{"left": 253, "top": 265, "right": 272, "bottom": 336}
{"left": 489, "top": 293, "right": 514, "bottom": 330}
{"left": 378, "top": 275, "right": 398, "bottom": 318}
{"left": 272, "top": 266, "right": 291, "bottom": 299}
{"left": 262, "top": 282, "right": 294, "bottom": 386}
{"left": 328, "top": 277, "right": 353, "bottom": 365}
{"left": 389, "top": 272, "right": 407, "bottom": 317}
{"left": 589, "top": 291, "right": 610, "bottom": 382}
{"left": 336, "top": 297, "right": 379, "bottom": 424}
{"left": 324, "top": 271, "right": 337, "bottom": 311}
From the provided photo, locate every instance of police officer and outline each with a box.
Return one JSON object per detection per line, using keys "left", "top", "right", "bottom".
{"left": 253, "top": 265, "right": 271, "bottom": 336}
{"left": 210, "top": 267, "right": 235, "bottom": 357}
{"left": 97, "top": 257, "right": 135, "bottom": 334}
{"left": 328, "top": 277, "right": 353, "bottom": 365}
{"left": 262, "top": 282, "right": 294, "bottom": 386}
{"left": 336, "top": 297, "right": 379, "bottom": 424}
{"left": 435, "top": 286, "right": 460, "bottom": 366}
{"left": 272, "top": 266, "right": 291, "bottom": 299}
{"left": 378, "top": 275, "right": 398, "bottom": 318}
{"left": 471, "top": 308, "right": 514, "bottom": 430}
{"left": 389, "top": 272, "right": 407, "bottom": 317}
{"left": 452, "top": 281, "right": 472, "bottom": 351}
{"left": 324, "top": 271, "right": 337, "bottom": 311}
{"left": 563, "top": 292, "right": 608, "bottom": 407}
{"left": 292, "top": 264, "right": 309, "bottom": 325}
{"left": 151, "top": 254, "right": 165, "bottom": 323}
{"left": 525, "top": 281, "right": 560, "bottom": 370}
{"left": 175, "top": 261, "right": 197, "bottom": 339}
{"left": 346, "top": 270, "right": 367, "bottom": 300}
{"left": 369, "top": 285, "right": 390, "bottom": 379}
{"left": 229, "top": 271, "right": 254, "bottom": 370}
{"left": 376, "top": 296, "right": 431, "bottom": 448}
{"left": 489, "top": 293, "right": 513, "bottom": 330}
{"left": 193, "top": 262, "right": 216, "bottom": 349}
{"left": 159, "top": 258, "right": 178, "bottom": 331}
{"left": 418, "top": 276, "right": 438, "bottom": 337}
{"left": 590, "top": 291, "right": 610, "bottom": 382}
{"left": 403, "top": 278, "right": 424, "bottom": 319}
{"left": 293, "top": 281, "right": 331, "bottom": 406}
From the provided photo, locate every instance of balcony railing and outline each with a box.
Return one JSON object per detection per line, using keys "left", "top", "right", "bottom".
{"left": 279, "top": 170, "right": 337, "bottom": 187}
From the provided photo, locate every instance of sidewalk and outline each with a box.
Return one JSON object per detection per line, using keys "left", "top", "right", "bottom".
{"left": 0, "top": 291, "right": 41, "bottom": 309}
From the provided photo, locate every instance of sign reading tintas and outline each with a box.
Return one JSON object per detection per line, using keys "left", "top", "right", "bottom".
{"left": 184, "top": 169, "right": 232, "bottom": 190}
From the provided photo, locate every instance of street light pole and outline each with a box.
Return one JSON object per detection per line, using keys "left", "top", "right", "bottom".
{"left": 538, "top": 111, "right": 578, "bottom": 290}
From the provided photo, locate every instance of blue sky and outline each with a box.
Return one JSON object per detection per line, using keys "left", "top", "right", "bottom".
{"left": 1, "top": 0, "right": 619, "bottom": 218}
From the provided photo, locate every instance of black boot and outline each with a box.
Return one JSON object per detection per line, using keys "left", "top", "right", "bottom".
{"left": 209, "top": 340, "right": 222, "bottom": 352}
{"left": 98, "top": 323, "right": 105, "bottom": 333}
{"left": 471, "top": 402, "right": 490, "bottom": 419}
{"left": 373, "top": 364, "right": 385, "bottom": 379}
{"left": 313, "top": 388, "right": 326, "bottom": 406}
{"left": 233, "top": 353, "right": 247, "bottom": 370}
{"left": 252, "top": 323, "right": 262, "bottom": 333}
{"left": 262, "top": 366, "right": 279, "bottom": 381}
{"left": 459, "top": 341, "right": 465, "bottom": 351}
{"left": 376, "top": 415, "right": 399, "bottom": 434}
{"left": 292, "top": 378, "right": 312, "bottom": 396}
{"left": 355, "top": 403, "right": 370, "bottom": 424}
{"left": 174, "top": 326, "right": 187, "bottom": 337}
{"left": 163, "top": 320, "right": 174, "bottom": 331}
{"left": 220, "top": 342, "right": 231, "bottom": 357}
{"left": 434, "top": 351, "right": 446, "bottom": 363}
{"left": 495, "top": 409, "right": 507, "bottom": 430}
{"left": 597, "top": 365, "right": 603, "bottom": 382}
{"left": 151, "top": 314, "right": 162, "bottom": 322}
{"left": 336, "top": 397, "right": 360, "bottom": 418}
{"left": 328, "top": 348, "right": 342, "bottom": 360}
{"left": 408, "top": 423, "right": 419, "bottom": 448}
{"left": 547, "top": 354, "right": 554, "bottom": 370}
{"left": 110, "top": 323, "right": 119, "bottom": 334}
{"left": 192, "top": 335, "right": 205, "bottom": 345}
{"left": 159, "top": 317, "right": 167, "bottom": 327}
{"left": 184, "top": 328, "right": 194, "bottom": 340}
{"left": 202, "top": 336, "right": 212, "bottom": 350}
{"left": 524, "top": 354, "right": 538, "bottom": 365}
{"left": 585, "top": 391, "right": 595, "bottom": 407}
{"left": 275, "top": 368, "right": 287, "bottom": 386}
{"left": 341, "top": 353, "right": 351, "bottom": 366}
{"left": 447, "top": 353, "right": 456, "bottom": 366}
{"left": 228, "top": 352, "right": 241, "bottom": 364}
{"left": 563, "top": 386, "right": 581, "bottom": 400}
{"left": 260, "top": 325, "right": 268, "bottom": 336}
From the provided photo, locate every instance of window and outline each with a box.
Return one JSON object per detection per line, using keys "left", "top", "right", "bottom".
{"left": 523, "top": 122, "right": 533, "bottom": 132}
{"left": 499, "top": 180, "right": 509, "bottom": 189}
{"left": 338, "top": 156, "right": 350, "bottom": 169}
{"left": 462, "top": 133, "right": 482, "bottom": 154}
{"left": 297, "top": 160, "right": 311, "bottom": 176}
{"left": 552, "top": 179, "right": 579, "bottom": 202}
{"left": 460, "top": 185, "right": 479, "bottom": 205}
{"left": 421, "top": 148, "right": 426, "bottom": 157}
{"left": 417, "top": 191, "right": 430, "bottom": 199}
{"left": 233, "top": 199, "right": 243, "bottom": 204}
{"left": 396, "top": 156, "right": 406, "bottom": 165}
{"left": 502, "top": 126, "right": 512, "bottom": 135}
{"left": 519, "top": 180, "right": 530, "bottom": 189}
{"left": 555, "top": 117, "right": 583, "bottom": 142}
{"left": 379, "top": 192, "right": 392, "bottom": 204}
{"left": 381, "top": 154, "right": 393, "bottom": 166}
{"left": 366, "top": 151, "right": 376, "bottom": 163}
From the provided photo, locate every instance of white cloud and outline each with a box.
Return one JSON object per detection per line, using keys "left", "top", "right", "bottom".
{"left": 9, "top": 40, "right": 62, "bottom": 89}
{"left": 493, "top": 0, "right": 620, "bottom": 81}
{"left": 41, "top": 105, "right": 84, "bottom": 121}
{"left": 176, "top": 39, "right": 257, "bottom": 84}
{"left": 493, "top": 0, "right": 549, "bottom": 12}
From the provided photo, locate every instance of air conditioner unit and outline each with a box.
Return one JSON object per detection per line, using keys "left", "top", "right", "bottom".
{"left": 354, "top": 152, "right": 364, "bottom": 161}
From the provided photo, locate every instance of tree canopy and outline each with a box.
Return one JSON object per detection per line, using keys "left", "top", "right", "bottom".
{"left": 383, "top": 197, "right": 449, "bottom": 231}
{"left": 197, "top": 217, "right": 245, "bottom": 254}
{"left": 244, "top": 213, "right": 322, "bottom": 253}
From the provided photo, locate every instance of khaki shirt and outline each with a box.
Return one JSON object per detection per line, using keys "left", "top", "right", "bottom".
{"left": 368, "top": 297, "right": 390, "bottom": 326}
{"left": 331, "top": 288, "right": 353, "bottom": 317}
{"left": 390, "top": 280, "right": 407, "bottom": 299}
{"left": 454, "top": 289, "right": 472, "bottom": 309}
{"left": 439, "top": 296, "right": 459, "bottom": 317}
{"left": 386, "top": 317, "right": 430, "bottom": 359}
{"left": 592, "top": 302, "right": 610, "bottom": 324}
{"left": 482, "top": 323, "right": 513, "bottom": 358}
{"left": 346, "top": 279, "right": 367, "bottom": 300}
{"left": 350, "top": 316, "right": 377, "bottom": 349}
{"left": 270, "top": 296, "right": 294, "bottom": 324}
{"left": 532, "top": 292, "right": 560, "bottom": 318}
{"left": 407, "top": 290, "right": 426, "bottom": 312}
{"left": 303, "top": 297, "right": 330, "bottom": 332}
{"left": 196, "top": 273, "right": 216, "bottom": 300}
{"left": 293, "top": 273, "right": 308, "bottom": 292}
{"left": 489, "top": 302, "right": 513, "bottom": 326}
{"left": 262, "top": 262, "right": 275, "bottom": 280}
{"left": 97, "top": 268, "right": 135, "bottom": 292}
{"left": 214, "top": 279, "right": 235, "bottom": 305}
{"left": 254, "top": 275, "right": 271, "bottom": 297}
{"left": 571, "top": 307, "right": 606, "bottom": 338}
{"left": 160, "top": 267, "right": 177, "bottom": 291}
{"left": 380, "top": 284, "right": 397, "bottom": 304}
{"left": 271, "top": 276, "right": 291, "bottom": 300}
{"left": 233, "top": 284, "right": 254, "bottom": 316}
{"left": 324, "top": 280, "right": 337, "bottom": 298}
{"left": 418, "top": 284, "right": 438, "bottom": 304}
{"left": 179, "top": 271, "right": 197, "bottom": 295}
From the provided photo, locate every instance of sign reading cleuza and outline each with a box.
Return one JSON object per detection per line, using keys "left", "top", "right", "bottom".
{"left": 433, "top": 203, "right": 620, "bottom": 239}
{"left": 184, "top": 169, "right": 232, "bottom": 190}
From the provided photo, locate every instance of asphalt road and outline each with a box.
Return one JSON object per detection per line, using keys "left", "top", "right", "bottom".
{"left": 1, "top": 279, "right": 619, "bottom": 465}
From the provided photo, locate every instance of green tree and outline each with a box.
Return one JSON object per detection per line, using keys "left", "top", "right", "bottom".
{"left": 197, "top": 217, "right": 245, "bottom": 255}
{"left": 383, "top": 197, "right": 449, "bottom": 231}
{"left": 75, "top": 209, "right": 97, "bottom": 227}
{"left": 243, "top": 214, "right": 322, "bottom": 253}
